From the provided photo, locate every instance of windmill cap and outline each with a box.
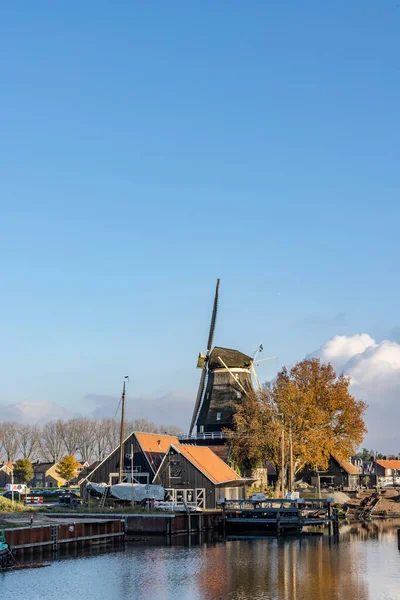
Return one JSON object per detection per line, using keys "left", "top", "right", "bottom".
{"left": 208, "top": 347, "right": 252, "bottom": 370}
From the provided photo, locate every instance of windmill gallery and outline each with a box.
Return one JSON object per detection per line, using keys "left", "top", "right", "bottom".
{"left": 82, "top": 279, "right": 282, "bottom": 509}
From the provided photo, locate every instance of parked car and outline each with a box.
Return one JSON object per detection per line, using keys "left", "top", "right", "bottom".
{"left": 1, "top": 491, "right": 23, "bottom": 501}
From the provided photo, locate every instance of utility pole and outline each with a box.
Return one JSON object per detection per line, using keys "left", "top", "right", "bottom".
{"left": 131, "top": 443, "right": 135, "bottom": 509}
{"left": 280, "top": 415, "right": 285, "bottom": 498}
{"left": 289, "top": 424, "right": 294, "bottom": 493}
{"left": 118, "top": 376, "right": 129, "bottom": 484}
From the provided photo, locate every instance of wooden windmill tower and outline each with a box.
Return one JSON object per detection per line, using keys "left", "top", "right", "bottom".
{"left": 189, "top": 279, "right": 257, "bottom": 436}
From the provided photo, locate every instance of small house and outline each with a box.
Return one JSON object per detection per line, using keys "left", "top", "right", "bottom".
{"left": 372, "top": 459, "right": 400, "bottom": 487}
{"left": 30, "top": 462, "right": 66, "bottom": 488}
{"left": 0, "top": 462, "right": 13, "bottom": 488}
{"left": 300, "top": 455, "right": 360, "bottom": 490}
{"left": 153, "top": 444, "right": 251, "bottom": 509}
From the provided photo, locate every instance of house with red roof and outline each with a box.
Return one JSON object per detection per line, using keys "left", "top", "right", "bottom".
{"left": 372, "top": 459, "right": 400, "bottom": 487}
{"left": 0, "top": 462, "right": 13, "bottom": 488}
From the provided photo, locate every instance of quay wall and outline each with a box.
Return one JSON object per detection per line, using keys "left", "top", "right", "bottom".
{"left": 40, "top": 511, "right": 222, "bottom": 535}
{"left": 4, "top": 519, "right": 124, "bottom": 551}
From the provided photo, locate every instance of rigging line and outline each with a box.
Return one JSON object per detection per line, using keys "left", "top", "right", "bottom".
{"left": 114, "top": 397, "right": 122, "bottom": 418}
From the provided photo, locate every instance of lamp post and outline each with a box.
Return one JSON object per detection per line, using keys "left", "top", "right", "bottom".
{"left": 11, "top": 468, "right": 14, "bottom": 506}
{"left": 278, "top": 413, "right": 285, "bottom": 498}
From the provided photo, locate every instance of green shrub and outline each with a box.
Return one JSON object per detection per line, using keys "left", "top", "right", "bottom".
{"left": 0, "top": 496, "right": 31, "bottom": 512}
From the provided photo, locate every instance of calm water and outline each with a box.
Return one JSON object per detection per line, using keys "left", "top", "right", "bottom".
{"left": 1, "top": 520, "right": 400, "bottom": 600}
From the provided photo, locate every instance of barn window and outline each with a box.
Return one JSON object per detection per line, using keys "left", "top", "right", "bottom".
{"left": 199, "top": 425, "right": 204, "bottom": 433}
{"left": 216, "top": 412, "right": 222, "bottom": 421}
{"left": 170, "top": 457, "right": 182, "bottom": 479}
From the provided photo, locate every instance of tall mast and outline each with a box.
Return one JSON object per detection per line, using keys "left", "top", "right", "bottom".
{"left": 118, "top": 376, "right": 129, "bottom": 484}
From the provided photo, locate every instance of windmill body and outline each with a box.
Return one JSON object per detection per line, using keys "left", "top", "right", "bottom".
{"left": 195, "top": 346, "right": 254, "bottom": 434}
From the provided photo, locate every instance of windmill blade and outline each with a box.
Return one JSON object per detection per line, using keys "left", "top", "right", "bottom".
{"left": 254, "top": 356, "right": 277, "bottom": 364}
{"left": 189, "top": 368, "right": 207, "bottom": 435}
{"left": 206, "top": 278, "right": 220, "bottom": 353}
{"left": 251, "top": 363, "right": 261, "bottom": 392}
{"left": 188, "top": 278, "right": 220, "bottom": 435}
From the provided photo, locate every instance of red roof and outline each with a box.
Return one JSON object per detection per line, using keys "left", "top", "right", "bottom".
{"left": 332, "top": 455, "right": 360, "bottom": 475}
{"left": 376, "top": 459, "right": 400, "bottom": 470}
{"left": 174, "top": 445, "right": 242, "bottom": 485}
{"left": 135, "top": 432, "right": 180, "bottom": 454}
{"left": 0, "top": 462, "right": 14, "bottom": 471}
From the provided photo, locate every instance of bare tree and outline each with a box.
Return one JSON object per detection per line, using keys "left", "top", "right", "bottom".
{"left": 159, "top": 424, "right": 184, "bottom": 436}
{"left": 0, "top": 422, "right": 20, "bottom": 462}
{"left": 73, "top": 418, "right": 97, "bottom": 464}
{"left": 18, "top": 424, "right": 40, "bottom": 460}
{"left": 60, "top": 419, "right": 80, "bottom": 455}
{"left": 131, "top": 418, "right": 158, "bottom": 433}
{"left": 92, "top": 419, "right": 110, "bottom": 462}
{"left": 40, "top": 420, "right": 65, "bottom": 462}
{"left": 103, "top": 418, "right": 121, "bottom": 455}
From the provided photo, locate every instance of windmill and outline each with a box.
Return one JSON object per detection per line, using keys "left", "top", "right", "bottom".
{"left": 188, "top": 280, "right": 276, "bottom": 436}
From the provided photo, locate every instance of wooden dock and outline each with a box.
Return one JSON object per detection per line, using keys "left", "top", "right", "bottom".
{"left": 220, "top": 498, "right": 339, "bottom": 536}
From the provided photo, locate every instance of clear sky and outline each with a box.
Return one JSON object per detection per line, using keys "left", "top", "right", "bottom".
{"left": 1, "top": 2, "right": 399, "bottom": 425}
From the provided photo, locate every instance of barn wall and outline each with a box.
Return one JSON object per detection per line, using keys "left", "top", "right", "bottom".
{"left": 215, "top": 486, "right": 246, "bottom": 502}
{"left": 154, "top": 449, "right": 216, "bottom": 509}
{"left": 85, "top": 434, "right": 153, "bottom": 486}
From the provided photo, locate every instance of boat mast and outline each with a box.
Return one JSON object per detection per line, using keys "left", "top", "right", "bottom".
{"left": 118, "top": 376, "right": 129, "bottom": 484}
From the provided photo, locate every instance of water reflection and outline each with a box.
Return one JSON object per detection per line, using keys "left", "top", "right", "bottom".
{"left": 1, "top": 521, "right": 400, "bottom": 600}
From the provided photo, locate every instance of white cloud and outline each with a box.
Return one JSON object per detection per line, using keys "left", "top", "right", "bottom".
{"left": 310, "top": 334, "right": 400, "bottom": 453}
{"left": 0, "top": 401, "right": 72, "bottom": 424}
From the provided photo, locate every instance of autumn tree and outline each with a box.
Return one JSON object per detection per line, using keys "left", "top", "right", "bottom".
{"left": 228, "top": 358, "right": 367, "bottom": 485}
{"left": 225, "top": 390, "right": 280, "bottom": 475}
{"left": 13, "top": 458, "right": 34, "bottom": 484}
{"left": 56, "top": 455, "right": 79, "bottom": 484}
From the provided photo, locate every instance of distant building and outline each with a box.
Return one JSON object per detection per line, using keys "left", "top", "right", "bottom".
{"left": 370, "top": 459, "right": 400, "bottom": 487}
{"left": 71, "top": 461, "right": 101, "bottom": 486}
{"left": 0, "top": 462, "right": 13, "bottom": 488}
{"left": 30, "top": 462, "right": 66, "bottom": 488}
{"left": 299, "top": 455, "right": 360, "bottom": 490}
{"left": 153, "top": 443, "right": 251, "bottom": 509}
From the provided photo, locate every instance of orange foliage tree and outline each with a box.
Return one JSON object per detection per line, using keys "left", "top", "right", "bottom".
{"left": 228, "top": 358, "right": 367, "bottom": 478}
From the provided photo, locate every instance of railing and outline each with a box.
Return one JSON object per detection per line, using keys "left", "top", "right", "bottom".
{"left": 178, "top": 432, "right": 228, "bottom": 440}
{"left": 154, "top": 501, "right": 200, "bottom": 512}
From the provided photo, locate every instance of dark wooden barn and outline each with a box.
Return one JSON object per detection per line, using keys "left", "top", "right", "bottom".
{"left": 153, "top": 444, "right": 250, "bottom": 509}
{"left": 80, "top": 432, "right": 180, "bottom": 496}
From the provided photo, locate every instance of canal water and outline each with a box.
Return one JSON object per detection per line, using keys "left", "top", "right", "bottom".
{"left": 1, "top": 519, "right": 400, "bottom": 600}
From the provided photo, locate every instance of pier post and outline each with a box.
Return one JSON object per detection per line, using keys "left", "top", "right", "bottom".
{"left": 328, "top": 502, "right": 332, "bottom": 536}
{"left": 397, "top": 529, "right": 400, "bottom": 551}
{"left": 333, "top": 508, "right": 339, "bottom": 537}
{"left": 276, "top": 511, "right": 281, "bottom": 536}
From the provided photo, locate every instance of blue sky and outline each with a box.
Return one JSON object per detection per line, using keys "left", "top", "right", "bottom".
{"left": 1, "top": 2, "right": 399, "bottom": 424}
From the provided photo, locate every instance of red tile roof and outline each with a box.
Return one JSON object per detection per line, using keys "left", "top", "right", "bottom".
{"left": 376, "top": 459, "right": 400, "bottom": 470}
{"left": 136, "top": 432, "right": 180, "bottom": 454}
{"left": 209, "top": 445, "right": 231, "bottom": 463}
{"left": 175, "top": 445, "right": 242, "bottom": 485}
{"left": 0, "top": 462, "right": 13, "bottom": 471}
{"left": 332, "top": 455, "right": 360, "bottom": 475}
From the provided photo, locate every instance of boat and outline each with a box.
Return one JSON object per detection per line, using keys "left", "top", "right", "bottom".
{"left": 0, "top": 530, "right": 13, "bottom": 568}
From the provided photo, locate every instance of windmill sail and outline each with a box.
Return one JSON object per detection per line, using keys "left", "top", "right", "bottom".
{"left": 188, "top": 278, "right": 220, "bottom": 435}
